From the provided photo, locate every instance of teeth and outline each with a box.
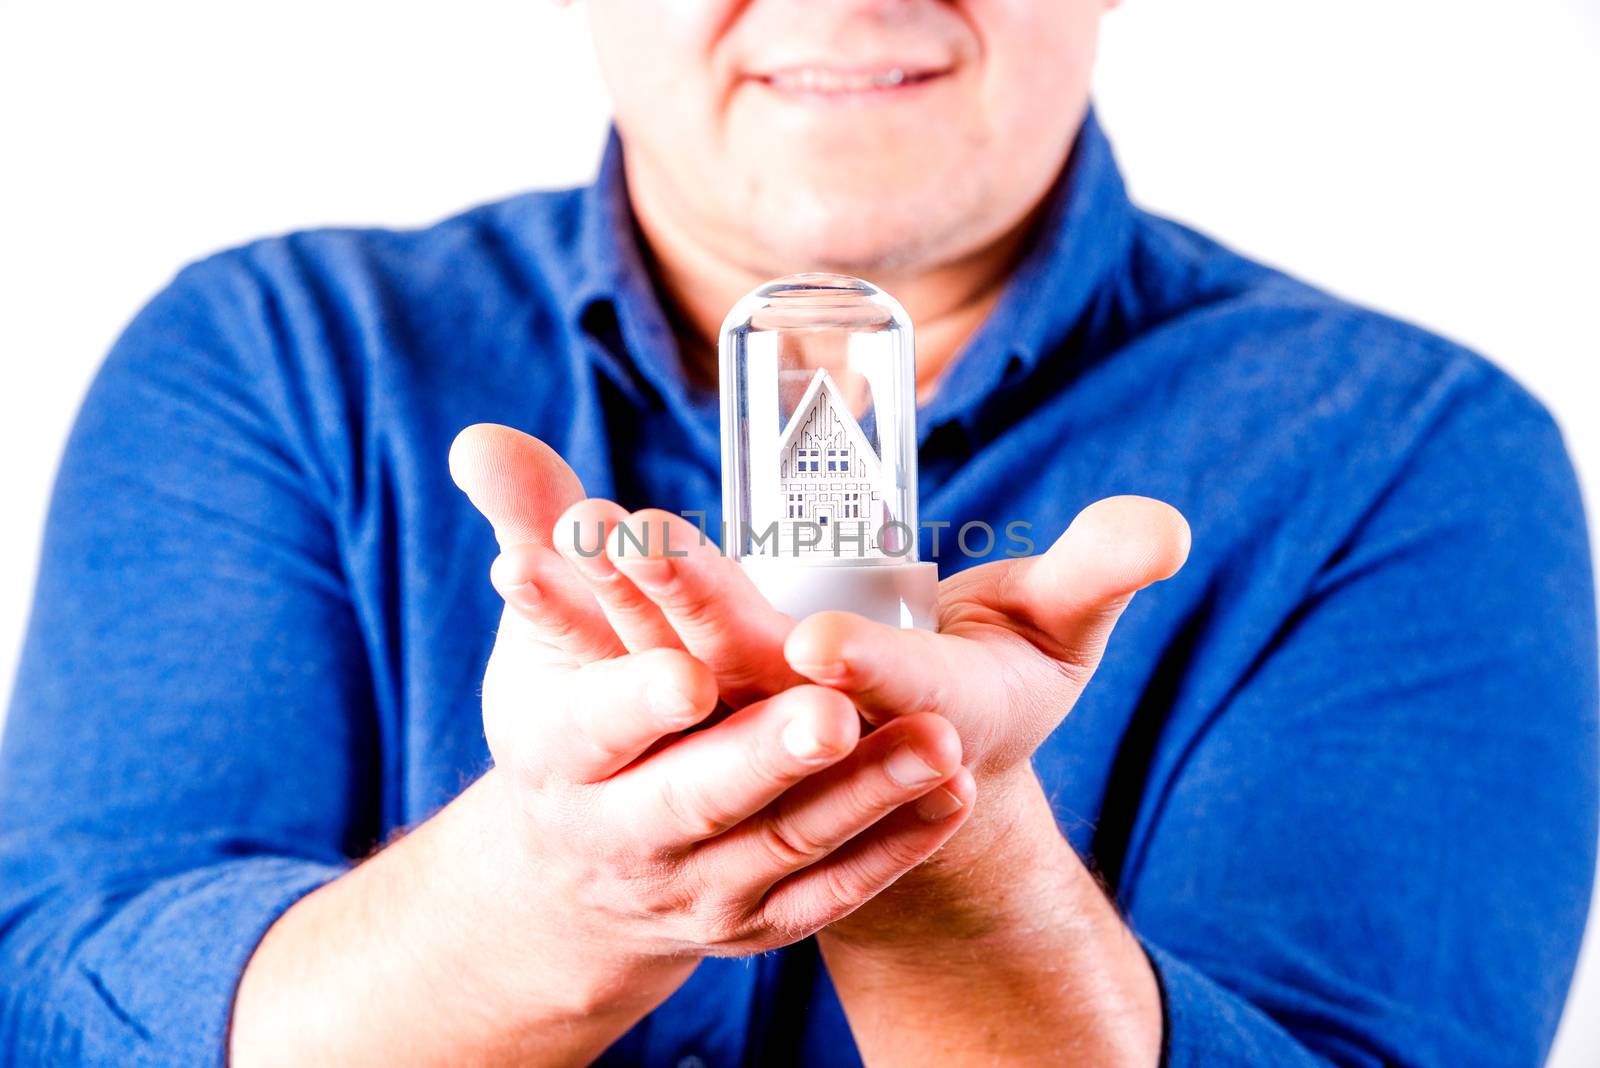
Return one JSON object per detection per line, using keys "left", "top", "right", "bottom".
{"left": 769, "top": 67, "right": 917, "bottom": 93}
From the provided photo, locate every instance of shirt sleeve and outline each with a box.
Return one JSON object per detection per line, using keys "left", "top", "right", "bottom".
{"left": 0, "top": 255, "right": 378, "bottom": 1066}
{"left": 1124, "top": 367, "right": 1598, "bottom": 1067}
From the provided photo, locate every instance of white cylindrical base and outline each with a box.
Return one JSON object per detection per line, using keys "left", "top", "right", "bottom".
{"left": 740, "top": 559, "right": 940, "bottom": 630}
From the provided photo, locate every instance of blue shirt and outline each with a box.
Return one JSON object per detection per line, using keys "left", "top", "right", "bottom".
{"left": 2, "top": 113, "right": 1595, "bottom": 1068}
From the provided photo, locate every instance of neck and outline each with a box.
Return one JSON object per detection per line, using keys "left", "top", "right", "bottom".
{"left": 625, "top": 163, "right": 1038, "bottom": 404}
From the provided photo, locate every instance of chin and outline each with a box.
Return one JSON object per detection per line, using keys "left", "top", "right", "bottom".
{"left": 738, "top": 170, "right": 982, "bottom": 275}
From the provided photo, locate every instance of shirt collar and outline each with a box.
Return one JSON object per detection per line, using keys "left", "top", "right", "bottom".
{"left": 563, "top": 107, "right": 1135, "bottom": 452}
{"left": 564, "top": 129, "right": 726, "bottom": 464}
{"left": 566, "top": 127, "right": 662, "bottom": 356}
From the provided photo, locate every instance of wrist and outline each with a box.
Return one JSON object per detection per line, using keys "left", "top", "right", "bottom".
{"left": 441, "top": 769, "right": 695, "bottom": 1022}
{"left": 922, "top": 761, "right": 1056, "bottom": 871}
{"left": 232, "top": 768, "right": 695, "bottom": 1068}
{"left": 821, "top": 763, "right": 1079, "bottom": 953}
{"left": 816, "top": 765, "right": 1162, "bottom": 1067}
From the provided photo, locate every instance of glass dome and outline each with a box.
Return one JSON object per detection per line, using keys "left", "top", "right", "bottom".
{"left": 719, "top": 273, "right": 920, "bottom": 566}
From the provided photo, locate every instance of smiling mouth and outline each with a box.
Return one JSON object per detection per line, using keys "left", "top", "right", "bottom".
{"left": 756, "top": 66, "right": 950, "bottom": 98}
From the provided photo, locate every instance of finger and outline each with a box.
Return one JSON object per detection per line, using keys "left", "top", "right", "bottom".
{"left": 984, "top": 495, "right": 1190, "bottom": 672}
{"left": 555, "top": 499, "right": 684, "bottom": 654}
{"left": 515, "top": 648, "right": 718, "bottom": 784}
{"left": 490, "top": 543, "right": 625, "bottom": 662}
{"left": 601, "top": 685, "right": 861, "bottom": 849}
{"left": 783, "top": 611, "right": 1006, "bottom": 736}
{"left": 694, "top": 712, "right": 963, "bottom": 895}
{"left": 449, "top": 424, "right": 586, "bottom": 550}
{"left": 607, "top": 509, "right": 803, "bottom": 706}
{"left": 757, "top": 765, "right": 976, "bottom": 934}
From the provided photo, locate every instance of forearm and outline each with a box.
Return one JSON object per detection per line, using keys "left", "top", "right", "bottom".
{"left": 817, "top": 770, "right": 1161, "bottom": 1067}
{"left": 229, "top": 769, "right": 693, "bottom": 1067}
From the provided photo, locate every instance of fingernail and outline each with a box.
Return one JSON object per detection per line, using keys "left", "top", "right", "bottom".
{"left": 570, "top": 548, "right": 615, "bottom": 579}
{"left": 787, "top": 658, "right": 850, "bottom": 686}
{"left": 616, "top": 556, "right": 674, "bottom": 589}
{"left": 884, "top": 744, "right": 941, "bottom": 788}
{"left": 506, "top": 581, "right": 541, "bottom": 611}
{"left": 915, "top": 787, "right": 965, "bottom": 823}
{"left": 647, "top": 684, "right": 698, "bottom": 726}
{"left": 782, "top": 716, "right": 834, "bottom": 762}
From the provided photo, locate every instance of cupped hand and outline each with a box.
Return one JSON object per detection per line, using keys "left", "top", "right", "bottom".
{"left": 449, "top": 425, "right": 974, "bottom": 980}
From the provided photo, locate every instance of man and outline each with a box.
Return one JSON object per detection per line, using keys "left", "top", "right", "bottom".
{"left": 1, "top": 1, "right": 1594, "bottom": 1065}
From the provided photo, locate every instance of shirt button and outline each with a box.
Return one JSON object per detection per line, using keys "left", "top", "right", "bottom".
{"left": 676, "top": 1057, "right": 707, "bottom": 1068}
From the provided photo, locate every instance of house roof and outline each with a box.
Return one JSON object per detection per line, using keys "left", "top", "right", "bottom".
{"left": 774, "top": 368, "right": 883, "bottom": 478}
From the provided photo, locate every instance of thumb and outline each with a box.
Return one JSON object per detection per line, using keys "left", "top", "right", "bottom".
{"left": 449, "top": 423, "right": 586, "bottom": 549}
{"left": 992, "top": 495, "right": 1190, "bottom": 669}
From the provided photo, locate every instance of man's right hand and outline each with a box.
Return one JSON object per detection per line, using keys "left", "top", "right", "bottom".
{"left": 450, "top": 424, "right": 971, "bottom": 1028}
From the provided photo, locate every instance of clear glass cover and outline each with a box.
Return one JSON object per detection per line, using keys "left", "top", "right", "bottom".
{"left": 720, "top": 273, "right": 919, "bottom": 565}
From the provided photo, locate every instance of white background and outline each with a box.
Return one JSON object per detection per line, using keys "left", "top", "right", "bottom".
{"left": 1, "top": 1, "right": 1596, "bottom": 1061}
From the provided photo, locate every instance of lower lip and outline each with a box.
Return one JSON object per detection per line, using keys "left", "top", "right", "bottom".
{"left": 752, "top": 70, "right": 951, "bottom": 107}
